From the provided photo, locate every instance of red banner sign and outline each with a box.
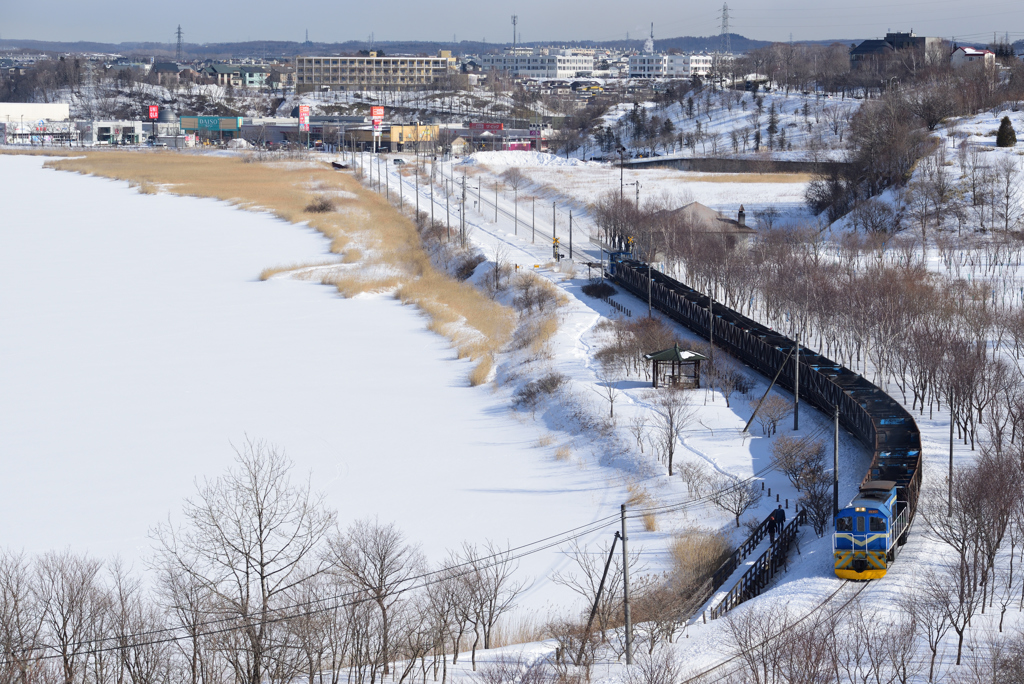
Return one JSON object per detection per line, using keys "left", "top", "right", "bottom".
{"left": 468, "top": 122, "right": 504, "bottom": 131}
{"left": 148, "top": 105, "right": 159, "bottom": 120}
{"left": 298, "top": 105, "right": 310, "bottom": 132}
{"left": 371, "top": 106, "right": 385, "bottom": 121}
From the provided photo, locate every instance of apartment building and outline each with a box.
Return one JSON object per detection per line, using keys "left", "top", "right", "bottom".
{"left": 628, "top": 53, "right": 718, "bottom": 79}
{"left": 295, "top": 52, "right": 452, "bottom": 91}
{"left": 480, "top": 48, "right": 594, "bottom": 79}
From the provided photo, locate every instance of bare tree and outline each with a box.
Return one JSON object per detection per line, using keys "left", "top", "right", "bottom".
{"left": 0, "top": 550, "right": 44, "bottom": 684}
{"left": 652, "top": 388, "right": 695, "bottom": 476}
{"left": 34, "top": 550, "right": 105, "bottom": 684}
{"left": 152, "top": 439, "right": 336, "bottom": 684}
{"left": 711, "top": 476, "right": 764, "bottom": 527}
{"left": 458, "top": 541, "right": 526, "bottom": 656}
{"left": 551, "top": 538, "right": 643, "bottom": 643}
{"left": 327, "top": 518, "right": 424, "bottom": 677}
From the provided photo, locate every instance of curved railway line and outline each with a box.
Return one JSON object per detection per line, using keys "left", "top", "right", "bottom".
{"left": 608, "top": 258, "right": 923, "bottom": 586}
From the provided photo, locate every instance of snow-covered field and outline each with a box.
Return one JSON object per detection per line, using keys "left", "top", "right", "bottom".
{"left": 0, "top": 154, "right": 631, "bottom": 611}
{"left": 459, "top": 150, "right": 814, "bottom": 226}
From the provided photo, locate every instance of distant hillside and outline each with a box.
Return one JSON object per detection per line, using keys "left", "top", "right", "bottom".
{"left": 2, "top": 34, "right": 777, "bottom": 59}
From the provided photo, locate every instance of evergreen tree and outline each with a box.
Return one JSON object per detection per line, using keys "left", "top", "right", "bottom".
{"left": 997, "top": 116, "right": 1017, "bottom": 147}
{"left": 767, "top": 102, "right": 779, "bottom": 149}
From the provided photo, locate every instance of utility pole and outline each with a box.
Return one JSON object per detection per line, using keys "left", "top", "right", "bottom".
{"left": 833, "top": 405, "right": 840, "bottom": 517}
{"left": 647, "top": 263, "right": 652, "bottom": 317}
{"left": 511, "top": 15, "right": 518, "bottom": 52}
{"left": 621, "top": 504, "right": 632, "bottom": 666}
{"left": 552, "top": 202, "right": 556, "bottom": 245}
{"left": 532, "top": 197, "right": 535, "bottom": 243}
{"left": 494, "top": 182, "right": 498, "bottom": 222}
{"left": 619, "top": 147, "right": 625, "bottom": 201}
{"left": 635, "top": 181, "right": 640, "bottom": 209}
{"left": 708, "top": 292, "right": 714, "bottom": 362}
{"left": 461, "top": 175, "right": 467, "bottom": 247}
{"left": 948, "top": 412, "right": 954, "bottom": 516}
{"left": 569, "top": 210, "right": 573, "bottom": 260}
{"left": 794, "top": 331, "right": 800, "bottom": 431}
{"left": 513, "top": 187, "right": 518, "bottom": 235}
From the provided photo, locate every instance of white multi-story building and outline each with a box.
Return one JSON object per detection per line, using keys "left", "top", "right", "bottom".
{"left": 628, "top": 54, "right": 667, "bottom": 78}
{"left": 481, "top": 48, "right": 594, "bottom": 79}
{"left": 629, "top": 53, "right": 719, "bottom": 79}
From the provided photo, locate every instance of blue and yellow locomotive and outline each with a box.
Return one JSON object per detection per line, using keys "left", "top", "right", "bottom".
{"left": 833, "top": 481, "right": 910, "bottom": 579}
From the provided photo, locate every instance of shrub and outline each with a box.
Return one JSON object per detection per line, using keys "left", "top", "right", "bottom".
{"left": 512, "top": 372, "right": 567, "bottom": 409}
{"left": 581, "top": 281, "right": 616, "bottom": 299}
{"left": 454, "top": 253, "right": 485, "bottom": 280}
{"left": 304, "top": 195, "right": 335, "bottom": 213}
{"left": 513, "top": 272, "right": 562, "bottom": 312}
{"left": 997, "top": 116, "right": 1018, "bottom": 148}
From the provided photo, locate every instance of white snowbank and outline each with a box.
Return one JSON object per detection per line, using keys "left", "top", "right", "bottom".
{"left": 460, "top": 150, "right": 597, "bottom": 168}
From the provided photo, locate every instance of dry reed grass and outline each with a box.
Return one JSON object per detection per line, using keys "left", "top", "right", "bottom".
{"left": 342, "top": 249, "right": 362, "bottom": 264}
{"left": 40, "top": 152, "right": 515, "bottom": 385}
{"left": 535, "top": 434, "right": 554, "bottom": 448}
{"left": 554, "top": 445, "right": 571, "bottom": 461}
{"left": 669, "top": 529, "right": 732, "bottom": 589}
{"left": 489, "top": 612, "right": 548, "bottom": 648}
{"left": 468, "top": 354, "right": 493, "bottom": 386}
{"left": 642, "top": 512, "right": 659, "bottom": 532}
{"left": 259, "top": 260, "right": 341, "bottom": 281}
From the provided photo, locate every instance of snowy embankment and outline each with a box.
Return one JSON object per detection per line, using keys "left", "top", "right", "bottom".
{"left": 366, "top": 145, "right": 1024, "bottom": 681}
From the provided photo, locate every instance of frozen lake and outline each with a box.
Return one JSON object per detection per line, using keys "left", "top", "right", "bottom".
{"left": 0, "top": 155, "right": 621, "bottom": 610}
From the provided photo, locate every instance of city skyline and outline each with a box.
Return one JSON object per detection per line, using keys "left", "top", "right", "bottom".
{"left": 3, "top": 0, "right": 1021, "bottom": 49}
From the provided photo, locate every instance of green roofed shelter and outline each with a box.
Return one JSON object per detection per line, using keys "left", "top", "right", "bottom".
{"left": 644, "top": 344, "right": 707, "bottom": 389}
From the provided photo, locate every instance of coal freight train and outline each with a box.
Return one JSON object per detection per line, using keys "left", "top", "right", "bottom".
{"left": 607, "top": 256, "right": 921, "bottom": 580}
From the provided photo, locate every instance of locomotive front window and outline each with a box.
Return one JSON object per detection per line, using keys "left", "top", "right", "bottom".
{"left": 870, "top": 517, "right": 886, "bottom": 532}
{"left": 856, "top": 517, "right": 865, "bottom": 532}
{"left": 837, "top": 517, "right": 852, "bottom": 532}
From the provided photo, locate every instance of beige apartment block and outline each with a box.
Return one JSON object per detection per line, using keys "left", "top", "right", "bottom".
{"left": 295, "top": 51, "right": 452, "bottom": 91}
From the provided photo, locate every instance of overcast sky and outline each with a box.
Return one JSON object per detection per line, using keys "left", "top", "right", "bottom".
{"left": 3, "top": 0, "right": 1021, "bottom": 47}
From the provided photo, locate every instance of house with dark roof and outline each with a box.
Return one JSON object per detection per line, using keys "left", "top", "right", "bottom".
{"left": 849, "top": 39, "right": 895, "bottom": 68}
{"left": 655, "top": 201, "right": 758, "bottom": 250}
{"left": 850, "top": 31, "right": 947, "bottom": 69}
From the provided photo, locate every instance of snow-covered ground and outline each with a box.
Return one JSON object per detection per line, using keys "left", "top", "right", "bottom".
{"left": 9, "top": 118, "right": 1024, "bottom": 679}
{"left": 0, "top": 154, "right": 630, "bottom": 612}
{"left": 362, "top": 141, "right": 1024, "bottom": 680}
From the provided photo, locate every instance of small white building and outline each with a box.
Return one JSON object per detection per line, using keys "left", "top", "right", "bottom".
{"left": 950, "top": 46, "right": 995, "bottom": 70}
{"left": 76, "top": 121, "right": 145, "bottom": 145}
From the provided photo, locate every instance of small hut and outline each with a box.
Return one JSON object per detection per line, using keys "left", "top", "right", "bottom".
{"left": 644, "top": 344, "right": 707, "bottom": 389}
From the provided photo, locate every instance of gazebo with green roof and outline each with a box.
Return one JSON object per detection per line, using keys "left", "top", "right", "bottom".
{"left": 644, "top": 344, "right": 708, "bottom": 389}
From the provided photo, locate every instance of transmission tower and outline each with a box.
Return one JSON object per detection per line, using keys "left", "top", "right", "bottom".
{"left": 511, "top": 15, "right": 518, "bottom": 51}
{"left": 175, "top": 25, "right": 183, "bottom": 62}
{"left": 719, "top": 3, "right": 731, "bottom": 55}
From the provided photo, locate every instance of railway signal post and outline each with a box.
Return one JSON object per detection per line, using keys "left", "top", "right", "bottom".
{"left": 621, "top": 503, "right": 633, "bottom": 665}
{"left": 794, "top": 332, "right": 800, "bottom": 431}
